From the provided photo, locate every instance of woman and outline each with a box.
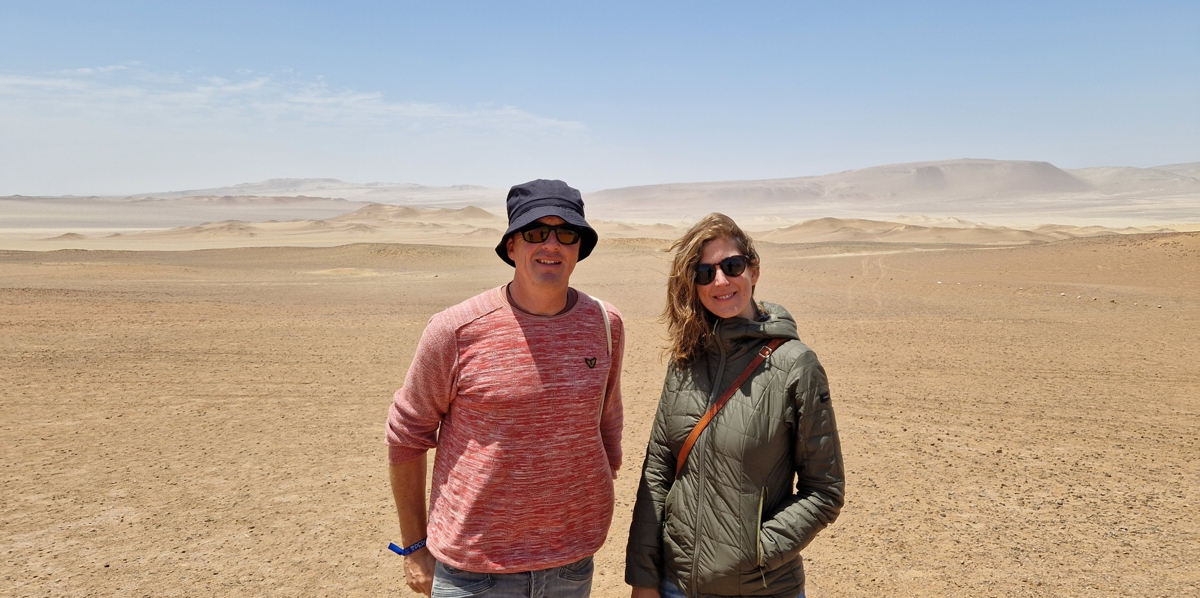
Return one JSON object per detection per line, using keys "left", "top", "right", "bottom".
{"left": 626, "top": 213, "right": 844, "bottom": 598}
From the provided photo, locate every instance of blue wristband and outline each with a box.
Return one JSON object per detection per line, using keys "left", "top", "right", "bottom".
{"left": 388, "top": 538, "right": 427, "bottom": 556}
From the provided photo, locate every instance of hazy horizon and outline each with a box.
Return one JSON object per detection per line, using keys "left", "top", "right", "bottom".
{"left": 4, "top": 157, "right": 1198, "bottom": 199}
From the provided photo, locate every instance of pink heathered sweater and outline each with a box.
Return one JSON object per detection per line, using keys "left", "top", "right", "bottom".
{"left": 386, "top": 286, "right": 624, "bottom": 573}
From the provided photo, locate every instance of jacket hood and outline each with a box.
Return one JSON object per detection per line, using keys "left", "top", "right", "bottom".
{"left": 707, "top": 301, "right": 800, "bottom": 357}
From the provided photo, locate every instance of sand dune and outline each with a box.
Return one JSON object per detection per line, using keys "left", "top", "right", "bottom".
{"left": 328, "top": 203, "right": 506, "bottom": 226}
{"left": 0, "top": 194, "right": 371, "bottom": 234}
{"left": 891, "top": 215, "right": 987, "bottom": 228}
{"left": 759, "top": 217, "right": 1054, "bottom": 245}
{"left": 10, "top": 208, "right": 1197, "bottom": 252}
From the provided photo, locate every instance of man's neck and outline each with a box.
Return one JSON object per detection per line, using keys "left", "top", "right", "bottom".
{"left": 507, "top": 280, "right": 572, "bottom": 316}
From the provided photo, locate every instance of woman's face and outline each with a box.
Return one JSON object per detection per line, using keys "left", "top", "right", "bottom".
{"left": 695, "top": 236, "right": 759, "bottom": 320}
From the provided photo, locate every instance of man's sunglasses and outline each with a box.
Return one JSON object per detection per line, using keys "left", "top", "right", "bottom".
{"left": 694, "top": 255, "right": 751, "bottom": 285}
{"left": 517, "top": 223, "right": 583, "bottom": 245}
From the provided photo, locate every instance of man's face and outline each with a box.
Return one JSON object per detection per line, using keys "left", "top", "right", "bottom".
{"left": 506, "top": 216, "right": 580, "bottom": 290}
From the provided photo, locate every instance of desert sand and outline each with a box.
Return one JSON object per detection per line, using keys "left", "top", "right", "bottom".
{"left": 4, "top": 158, "right": 1198, "bottom": 595}
{"left": 3, "top": 229, "right": 1197, "bottom": 597}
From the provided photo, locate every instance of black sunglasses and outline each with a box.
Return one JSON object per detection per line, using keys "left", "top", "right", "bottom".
{"left": 517, "top": 223, "right": 583, "bottom": 245}
{"left": 694, "top": 255, "right": 750, "bottom": 285}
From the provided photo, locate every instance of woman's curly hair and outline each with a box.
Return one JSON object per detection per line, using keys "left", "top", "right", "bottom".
{"left": 663, "top": 213, "right": 760, "bottom": 366}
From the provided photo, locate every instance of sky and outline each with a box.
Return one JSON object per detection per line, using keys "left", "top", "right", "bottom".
{"left": 1, "top": 1, "right": 1197, "bottom": 195}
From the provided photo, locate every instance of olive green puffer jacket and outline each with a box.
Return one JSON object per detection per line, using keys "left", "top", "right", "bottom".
{"left": 626, "top": 302, "right": 844, "bottom": 598}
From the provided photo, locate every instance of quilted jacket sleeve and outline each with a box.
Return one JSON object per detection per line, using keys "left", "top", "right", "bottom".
{"left": 758, "top": 348, "right": 845, "bottom": 570}
{"left": 624, "top": 373, "right": 676, "bottom": 588}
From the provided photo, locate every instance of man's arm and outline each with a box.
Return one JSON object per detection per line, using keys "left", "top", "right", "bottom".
{"left": 385, "top": 313, "right": 460, "bottom": 595}
{"left": 390, "top": 455, "right": 435, "bottom": 596}
{"left": 600, "top": 304, "right": 626, "bottom": 477}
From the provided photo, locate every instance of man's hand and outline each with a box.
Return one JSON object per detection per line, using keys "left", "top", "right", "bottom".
{"left": 404, "top": 548, "right": 436, "bottom": 596}
{"left": 630, "top": 587, "right": 660, "bottom": 598}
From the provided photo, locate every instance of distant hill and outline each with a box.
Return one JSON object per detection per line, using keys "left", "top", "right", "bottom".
{"left": 585, "top": 159, "right": 1200, "bottom": 224}
{"left": 1152, "top": 161, "right": 1200, "bottom": 177}
{"left": 8, "top": 158, "right": 1198, "bottom": 231}
{"left": 124, "top": 178, "right": 505, "bottom": 208}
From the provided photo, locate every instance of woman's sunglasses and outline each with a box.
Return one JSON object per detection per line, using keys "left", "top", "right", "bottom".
{"left": 518, "top": 223, "right": 583, "bottom": 245}
{"left": 694, "top": 255, "right": 750, "bottom": 285}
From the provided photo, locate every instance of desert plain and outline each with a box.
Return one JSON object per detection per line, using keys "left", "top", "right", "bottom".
{"left": 2, "top": 231, "right": 1196, "bottom": 598}
{"left": 3, "top": 161, "right": 1199, "bottom": 597}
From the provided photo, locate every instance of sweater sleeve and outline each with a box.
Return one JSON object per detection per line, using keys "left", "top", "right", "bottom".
{"left": 758, "top": 349, "right": 845, "bottom": 570}
{"left": 385, "top": 314, "right": 459, "bottom": 464}
{"left": 600, "top": 302, "right": 625, "bottom": 472}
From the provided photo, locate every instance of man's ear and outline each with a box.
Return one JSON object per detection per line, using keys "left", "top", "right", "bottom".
{"left": 506, "top": 235, "right": 516, "bottom": 261}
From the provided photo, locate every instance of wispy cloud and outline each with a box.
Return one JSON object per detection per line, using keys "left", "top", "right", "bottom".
{"left": 0, "top": 67, "right": 592, "bottom": 194}
{"left": 1, "top": 67, "right": 584, "bottom": 133}
{"left": 59, "top": 64, "right": 131, "bottom": 75}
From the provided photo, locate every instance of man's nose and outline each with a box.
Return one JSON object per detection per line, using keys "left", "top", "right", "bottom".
{"left": 543, "top": 231, "right": 564, "bottom": 248}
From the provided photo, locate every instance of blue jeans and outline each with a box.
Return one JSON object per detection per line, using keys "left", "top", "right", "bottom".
{"left": 659, "top": 576, "right": 804, "bottom": 598}
{"left": 431, "top": 557, "right": 593, "bottom": 598}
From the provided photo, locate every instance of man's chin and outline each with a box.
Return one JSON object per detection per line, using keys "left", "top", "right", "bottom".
{"left": 531, "top": 268, "right": 573, "bottom": 286}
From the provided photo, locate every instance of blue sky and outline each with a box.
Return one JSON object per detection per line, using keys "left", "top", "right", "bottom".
{"left": 1, "top": 1, "right": 1197, "bottom": 194}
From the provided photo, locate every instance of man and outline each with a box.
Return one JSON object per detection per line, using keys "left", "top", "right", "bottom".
{"left": 386, "top": 179, "right": 624, "bottom": 597}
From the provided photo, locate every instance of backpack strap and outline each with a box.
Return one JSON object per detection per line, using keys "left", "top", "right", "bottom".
{"left": 581, "top": 293, "right": 613, "bottom": 421}
{"left": 676, "top": 338, "right": 787, "bottom": 473}
{"left": 596, "top": 296, "right": 611, "bottom": 356}
{"left": 577, "top": 291, "right": 612, "bottom": 355}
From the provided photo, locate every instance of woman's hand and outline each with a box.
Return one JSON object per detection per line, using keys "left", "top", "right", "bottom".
{"left": 630, "top": 587, "right": 661, "bottom": 598}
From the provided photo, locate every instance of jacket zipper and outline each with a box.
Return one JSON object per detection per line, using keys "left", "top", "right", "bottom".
{"left": 757, "top": 486, "right": 768, "bottom": 587}
{"left": 690, "top": 320, "right": 726, "bottom": 596}
{"left": 756, "top": 486, "right": 766, "bottom": 567}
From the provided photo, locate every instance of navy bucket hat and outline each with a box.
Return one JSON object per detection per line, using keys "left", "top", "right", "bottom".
{"left": 495, "top": 179, "right": 598, "bottom": 266}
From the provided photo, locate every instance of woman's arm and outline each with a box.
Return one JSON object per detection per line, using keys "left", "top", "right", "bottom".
{"left": 625, "top": 375, "right": 677, "bottom": 589}
{"left": 758, "top": 349, "right": 846, "bottom": 571}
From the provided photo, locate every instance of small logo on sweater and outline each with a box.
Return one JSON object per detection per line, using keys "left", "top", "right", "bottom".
{"left": 585, "top": 357, "right": 597, "bottom": 368}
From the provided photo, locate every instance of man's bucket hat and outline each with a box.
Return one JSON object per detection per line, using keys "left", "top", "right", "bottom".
{"left": 495, "top": 179, "right": 598, "bottom": 267}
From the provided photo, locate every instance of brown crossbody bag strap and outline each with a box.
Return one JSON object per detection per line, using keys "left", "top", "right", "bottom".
{"left": 676, "top": 337, "right": 787, "bottom": 473}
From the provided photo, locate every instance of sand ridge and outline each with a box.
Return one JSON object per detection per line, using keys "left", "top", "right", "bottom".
{"left": 2, "top": 202, "right": 1195, "bottom": 253}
